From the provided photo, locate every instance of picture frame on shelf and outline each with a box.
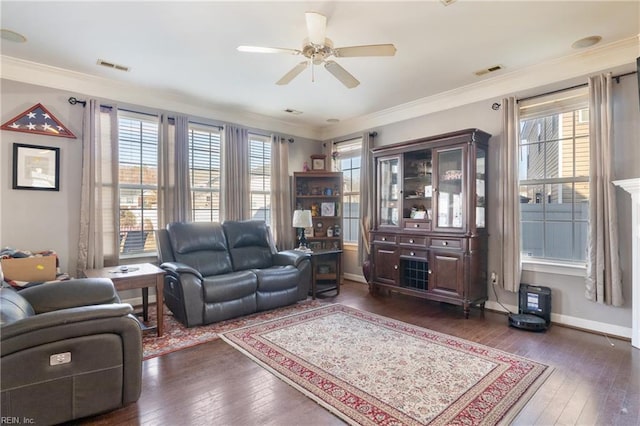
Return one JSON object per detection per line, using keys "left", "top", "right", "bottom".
{"left": 309, "top": 241, "right": 322, "bottom": 251}
{"left": 12, "top": 143, "right": 60, "bottom": 191}
{"left": 304, "top": 227, "right": 313, "bottom": 238}
{"left": 311, "top": 154, "right": 326, "bottom": 171}
{"left": 321, "top": 202, "right": 335, "bottom": 217}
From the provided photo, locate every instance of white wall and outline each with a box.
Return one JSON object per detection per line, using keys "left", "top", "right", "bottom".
{"left": 1, "top": 82, "right": 84, "bottom": 276}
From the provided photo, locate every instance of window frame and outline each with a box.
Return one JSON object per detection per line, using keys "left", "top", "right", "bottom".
{"left": 117, "top": 111, "right": 160, "bottom": 259}
{"left": 189, "top": 124, "right": 222, "bottom": 223}
{"left": 518, "top": 88, "right": 590, "bottom": 273}
{"left": 334, "top": 138, "right": 363, "bottom": 245}
{"left": 248, "top": 133, "right": 272, "bottom": 225}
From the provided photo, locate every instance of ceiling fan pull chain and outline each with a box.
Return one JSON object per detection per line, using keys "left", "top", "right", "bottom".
{"left": 312, "top": 59, "right": 315, "bottom": 83}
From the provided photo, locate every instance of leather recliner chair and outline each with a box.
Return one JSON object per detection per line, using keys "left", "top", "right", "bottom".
{"left": 0, "top": 278, "right": 143, "bottom": 425}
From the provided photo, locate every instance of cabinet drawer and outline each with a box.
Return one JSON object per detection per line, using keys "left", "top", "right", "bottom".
{"left": 373, "top": 234, "right": 397, "bottom": 244}
{"left": 399, "top": 236, "right": 427, "bottom": 247}
{"left": 431, "top": 238, "right": 462, "bottom": 249}
{"left": 400, "top": 249, "right": 428, "bottom": 261}
{"left": 403, "top": 219, "right": 431, "bottom": 232}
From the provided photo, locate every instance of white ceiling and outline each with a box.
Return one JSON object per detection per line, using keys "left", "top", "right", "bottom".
{"left": 1, "top": 1, "right": 639, "bottom": 140}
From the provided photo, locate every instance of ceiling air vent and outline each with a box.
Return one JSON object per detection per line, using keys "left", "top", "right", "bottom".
{"left": 97, "top": 59, "right": 130, "bottom": 72}
{"left": 474, "top": 65, "right": 503, "bottom": 76}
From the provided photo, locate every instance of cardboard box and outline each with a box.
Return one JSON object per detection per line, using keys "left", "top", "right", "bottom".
{"left": 1, "top": 256, "right": 57, "bottom": 282}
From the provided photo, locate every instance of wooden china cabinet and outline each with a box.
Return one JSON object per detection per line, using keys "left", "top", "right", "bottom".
{"left": 369, "top": 129, "right": 491, "bottom": 318}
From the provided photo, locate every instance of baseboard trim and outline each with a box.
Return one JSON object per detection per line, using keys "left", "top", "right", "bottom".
{"left": 123, "top": 283, "right": 631, "bottom": 341}
{"left": 343, "top": 273, "right": 367, "bottom": 284}
{"left": 485, "top": 300, "right": 632, "bottom": 341}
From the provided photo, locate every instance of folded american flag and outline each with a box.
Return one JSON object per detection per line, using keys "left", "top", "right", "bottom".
{"left": 1, "top": 103, "right": 76, "bottom": 138}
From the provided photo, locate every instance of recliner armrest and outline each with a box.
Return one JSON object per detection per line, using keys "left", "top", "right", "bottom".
{"left": 160, "top": 262, "right": 203, "bottom": 280}
{"left": 273, "top": 250, "right": 311, "bottom": 268}
{"left": 0, "top": 303, "right": 135, "bottom": 341}
{"left": 19, "top": 278, "right": 120, "bottom": 314}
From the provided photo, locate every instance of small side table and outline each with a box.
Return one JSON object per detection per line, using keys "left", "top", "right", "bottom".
{"left": 309, "top": 249, "right": 342, "bottom": 299}
{"left": 83, "top": 263, "right": 165, "bottom": 337}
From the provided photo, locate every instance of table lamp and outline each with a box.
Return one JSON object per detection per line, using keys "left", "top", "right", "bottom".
{"left": 292, "top": 209, "right": 313, "bottom": 251}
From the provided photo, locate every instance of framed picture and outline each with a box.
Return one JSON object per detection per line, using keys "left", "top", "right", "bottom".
{"left": 321, "top": 202, "right": 335, "bottom": 217}
{"left": 304, "top": 226, "right": 313, "bottom": 238}
{"left": 311, "top": 154, "right": 326, "bottom": 171}
{"left": 12, "top": 143, "right": 60, "bottom": 191}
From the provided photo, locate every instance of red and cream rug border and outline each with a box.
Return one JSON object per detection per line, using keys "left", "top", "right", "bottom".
{"left": 221, "top": 304, "right": 553, "bottom": 426}
{"left": 142, "top": 299, "right": 326, "bottom": 360}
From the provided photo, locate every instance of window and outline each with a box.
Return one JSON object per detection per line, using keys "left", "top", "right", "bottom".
{"left": 249, "top": 134, "right": 271, "bottom": 224}
{"left": 118, "top": 112, "right": 159, "bottom": 256}
{"left": 335, "top": 138, "right": 363, "bottom": 243}
{"left": 518, "top": 88, "right": 589, "bottom": 263}
{"left": 189, "top": 125, "right": 222, "bottom": 222}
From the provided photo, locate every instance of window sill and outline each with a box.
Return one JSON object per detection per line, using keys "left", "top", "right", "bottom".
{"left": 522, "top": 259, "right": 586, "bottom": 277}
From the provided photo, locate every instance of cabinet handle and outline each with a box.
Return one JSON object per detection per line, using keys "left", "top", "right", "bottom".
{"left": 410, "top": 251, "right": 415, "bottom": 256}
{"left": 409, "top": 239, "right": 414, "bottom": 243}
{"left": 394, "top": 265, "right": 398, "bottom": 270}
{"left": 442, "top": 241, "right": 448, "bottom": 246}
{"left": 414, "top": 224, "right": 420, "bottom": 228}
{"left": 382, "top": 237, "right": 386, "bottom": 241}
{"left": 428, "top": 269, "right": 432, "bottom": 274}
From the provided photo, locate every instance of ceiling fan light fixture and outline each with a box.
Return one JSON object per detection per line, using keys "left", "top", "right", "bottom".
{"left": 239, "top": 12, "right": 394, "bottom": 88}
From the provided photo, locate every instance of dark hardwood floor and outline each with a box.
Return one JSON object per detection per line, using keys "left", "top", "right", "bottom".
{"left": 81, "top": 280, "right": 639, "bottom": 426}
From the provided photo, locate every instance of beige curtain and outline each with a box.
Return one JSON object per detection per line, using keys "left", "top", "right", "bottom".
{"left": 76, "top": 100, "right": 119, "bottom": 275}
{"left": 270, "top": 135, "right": 294, "bottom": 249}
{"left": 585, "top": 73, "right": 623, "bottom": 306}
{"left": 497, "top": 97, "right": 522, "bottom": 292}
{"left": 222, "top": 125, "right": 250, "bottom": 221}
{"left": 158, "top": 115, "right": 191, "bottom": 227}
{"left": 358, "top": 132, "right": 374, "bottom": 266}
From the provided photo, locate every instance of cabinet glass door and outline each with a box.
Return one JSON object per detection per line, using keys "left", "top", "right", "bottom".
{"left": 378, "top": 156, "right": 399, "bottom": 226}
{"left": 435, "top": 148, "right": 464, "bottom": 229}
{"left": 476, "top": 147, "right": 486, "bottom": 228}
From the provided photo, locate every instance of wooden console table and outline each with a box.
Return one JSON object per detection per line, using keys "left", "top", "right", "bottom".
{"left": 83, "top": 263, "right": 165, "bottom": 336}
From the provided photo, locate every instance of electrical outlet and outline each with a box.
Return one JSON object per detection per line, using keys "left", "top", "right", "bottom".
{"left": 490, "top": 272, "right": 498, "bottom": 284}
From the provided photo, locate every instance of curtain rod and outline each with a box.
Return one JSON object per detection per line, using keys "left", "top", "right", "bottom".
{"left": 330, "top": 131, "right": 377, "bottom": 147}
{"left": 517, "top": 70, "right": 636, "bottom": 104}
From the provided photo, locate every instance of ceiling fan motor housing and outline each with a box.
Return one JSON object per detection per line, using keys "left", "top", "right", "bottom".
{"left": 302, "top": 38, "right": 334, "bottom": 64}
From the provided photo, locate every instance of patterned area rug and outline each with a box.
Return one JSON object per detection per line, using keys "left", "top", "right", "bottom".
{"left": 142, "top": 299, "right": 326, "bottom": 360}
{"left": 221, "top": 304, "right": 552, "bottom": 426}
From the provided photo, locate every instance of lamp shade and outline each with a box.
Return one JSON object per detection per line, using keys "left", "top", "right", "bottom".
{"left": 292, "top": 210, "right": 313, "bottom": 228}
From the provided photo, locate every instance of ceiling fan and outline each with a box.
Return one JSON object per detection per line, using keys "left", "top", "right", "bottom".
{"left": 237, "top": 12, "right": 396, "bottom": 89}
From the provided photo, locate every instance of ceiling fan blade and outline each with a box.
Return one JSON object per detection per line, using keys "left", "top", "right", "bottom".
{"left": 237, "top": 46, "right": 301, "bottom": 55}
{"left": 276, "top": 61, "right": 309, "bottom": 85}
{"left": 305, "top": 11, "right": 327, "bottom": 45}
{"left": 333, "top": 44, "right": 397, "bottom": 57}
{"left": 324, "top": 60, "right": 360, "bottom": 89}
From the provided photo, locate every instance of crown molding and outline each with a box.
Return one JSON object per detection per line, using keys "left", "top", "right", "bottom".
{"left": 319, "top": 35, "right": 640, "bottom": 140}
{"left": 0, "top": 55, "right": 322, "bottom": 140}
{"left": 2, "top": 34, "right": 637, "bottom": 142}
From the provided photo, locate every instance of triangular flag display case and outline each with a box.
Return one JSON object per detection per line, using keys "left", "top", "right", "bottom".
{"left": 1, "top": 103, "right": 76, "bottom": 139}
